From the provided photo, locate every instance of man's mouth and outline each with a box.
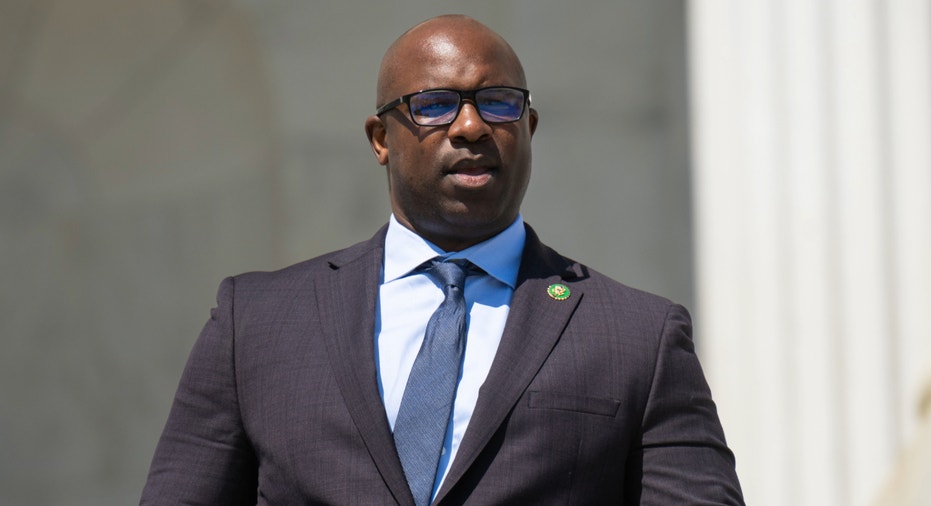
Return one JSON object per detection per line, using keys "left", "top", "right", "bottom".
{"left": 450, "top": 167, "right": 494, "bottom": 187}
{"left": 446, "top": 159, "right": 497, "bottom": 188}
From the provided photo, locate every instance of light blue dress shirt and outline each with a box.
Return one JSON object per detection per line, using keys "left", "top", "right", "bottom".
{"left": 375, "top": 214, "right": 525, "bottom": 499}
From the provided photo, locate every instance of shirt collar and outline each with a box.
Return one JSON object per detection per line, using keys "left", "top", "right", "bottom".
{"left": 383, "top": 214, "right": 526, "bottom": 289}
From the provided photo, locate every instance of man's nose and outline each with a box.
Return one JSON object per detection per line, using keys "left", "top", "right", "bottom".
{"left": 447, "top": 102, "right": 492, "bottom": 142}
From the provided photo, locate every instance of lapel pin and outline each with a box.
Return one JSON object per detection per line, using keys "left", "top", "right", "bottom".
{"left": 546, "top": 283, "right": 570, "bottom": 301}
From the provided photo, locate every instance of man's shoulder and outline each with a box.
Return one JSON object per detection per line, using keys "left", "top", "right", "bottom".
{"left": 525, "top": 226, "right": 678, "bottom": 313}
{"left": 563, "top": 256, "right": 679, "bottom": 317}
{"left": 229, "top": 225, "right": 387, "bottom": 291}
{"left": 586, "top": 265, "right": 674, "bottom": 302}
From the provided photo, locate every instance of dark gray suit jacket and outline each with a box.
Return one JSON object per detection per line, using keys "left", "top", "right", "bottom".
{"left": 141, "top": 225, "right": 743, "bottom": 505}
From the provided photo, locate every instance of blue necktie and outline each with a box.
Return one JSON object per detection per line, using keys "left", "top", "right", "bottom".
{"left": 393, "top": 260, "right": 469, "bottom": 506}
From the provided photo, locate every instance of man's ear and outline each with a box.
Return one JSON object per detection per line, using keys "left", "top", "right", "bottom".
{"left": 528, "top": 107, "right": 539, "bottom": 137}
{"left": 364, "top": 115, "right": 389, "bottom": 166}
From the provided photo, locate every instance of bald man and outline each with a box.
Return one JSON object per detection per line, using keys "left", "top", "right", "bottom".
{"left": 141, "top": 15, "right": 743, "bottom": 505}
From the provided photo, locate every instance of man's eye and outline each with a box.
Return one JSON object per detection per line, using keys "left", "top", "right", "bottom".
{"left": 419, "top": 101, "right": 454, "bottom": 113}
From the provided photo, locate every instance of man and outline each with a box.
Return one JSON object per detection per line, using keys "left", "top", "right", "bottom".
{"left": 141, "top": 14, "right": 743, "bottom": 505}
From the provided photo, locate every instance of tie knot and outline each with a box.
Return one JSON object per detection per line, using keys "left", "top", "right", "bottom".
{"left": 427, "top": 259, "right": 468, "bottom": 290}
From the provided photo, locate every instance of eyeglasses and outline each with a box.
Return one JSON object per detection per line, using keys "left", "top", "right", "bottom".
{"left": 375, "top": 86, "right": 531, "bottom": 126}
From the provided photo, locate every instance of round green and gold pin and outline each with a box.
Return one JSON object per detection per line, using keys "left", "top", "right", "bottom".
{"left": 546, "top": 283, "right": 570, "bottom": 301}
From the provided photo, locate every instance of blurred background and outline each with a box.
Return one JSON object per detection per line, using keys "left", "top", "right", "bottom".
{"left": 0, "top": 1, "right": 927, "bottom": 505}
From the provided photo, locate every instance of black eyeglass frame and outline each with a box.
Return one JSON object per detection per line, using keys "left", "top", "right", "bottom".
{"left": 375, "top": 86, "right": 532, "bottom": 126}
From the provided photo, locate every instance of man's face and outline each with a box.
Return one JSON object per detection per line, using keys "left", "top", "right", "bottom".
{"left": 365, "top": 28, "right": 538, "bottom": 252}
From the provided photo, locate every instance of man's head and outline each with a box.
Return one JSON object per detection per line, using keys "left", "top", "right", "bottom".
{"left": 365, "top": 15, "right": 538, "bottom": 252}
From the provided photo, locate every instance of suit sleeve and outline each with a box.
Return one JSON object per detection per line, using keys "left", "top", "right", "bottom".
{"left": 140, "top": 277, "right": 258, "bottom": 505}
{"left": 625, "top": 304, "right": 744, "bottom": 505}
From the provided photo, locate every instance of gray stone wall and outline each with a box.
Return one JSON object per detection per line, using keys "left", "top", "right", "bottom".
{"left": 0, "top": 1, "right": 691, "bottom": 504}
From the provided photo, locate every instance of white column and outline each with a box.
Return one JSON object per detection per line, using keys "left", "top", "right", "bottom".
{"left": 887, "top": 0, "right": 931, "bottom": 446}
{"left": 687, "top": 1, "right": 931, "bottom": 505}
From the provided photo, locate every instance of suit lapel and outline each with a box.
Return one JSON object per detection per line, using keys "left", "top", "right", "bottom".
{"left": 316, "top": 226, "right": 415, "bottom": 506}
{"left": 436, "top": 226, "right": 584, "bottom": 501}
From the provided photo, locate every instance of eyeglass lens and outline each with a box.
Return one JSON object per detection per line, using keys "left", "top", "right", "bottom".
{"left": 409, "top": 88, "right": 525, "bottom": 126}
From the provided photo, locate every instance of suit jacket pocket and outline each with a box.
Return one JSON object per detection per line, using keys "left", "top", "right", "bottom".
{"left": 527, "top": 391, "right": 621, "bottom": 417}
